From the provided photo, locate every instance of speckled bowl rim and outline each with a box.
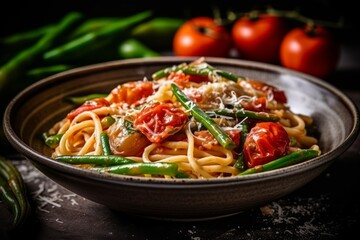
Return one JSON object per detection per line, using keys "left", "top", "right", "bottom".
{"left": 3, "top": 56, "right": 360, "bottom": 187}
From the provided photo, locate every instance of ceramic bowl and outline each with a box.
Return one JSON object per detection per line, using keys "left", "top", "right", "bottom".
{"left": 3, "top": 57, "right": 359, "bottom": 221}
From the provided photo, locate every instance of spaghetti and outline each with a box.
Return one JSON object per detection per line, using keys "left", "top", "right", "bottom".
{"left": 45, "top": 58, "right": 321, "bottom": 179}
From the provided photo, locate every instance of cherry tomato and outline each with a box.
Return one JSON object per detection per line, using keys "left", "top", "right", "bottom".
{"left": 243, "top": 122, "right": 290, "bottom": 168}
{"left": 111, "top": 81, "right": 153, "bottom": 107}
{"left": 173, "top": 16, "right": 232, "bottom": 57}
{"left": 279, "top": 25, "right": 340, "bottom": 79}
{"left": 231, "top": 14, "right": 288, "bottom": 63}
{"left": 67, "top": 98, "right": 110, "bottom": 120}
{"left": 134, "top": 102, "right": 188, "bottom": 143}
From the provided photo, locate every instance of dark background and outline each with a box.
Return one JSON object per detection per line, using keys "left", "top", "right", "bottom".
{"left": 1, "top": 0, "right": 358, "bottom": 39}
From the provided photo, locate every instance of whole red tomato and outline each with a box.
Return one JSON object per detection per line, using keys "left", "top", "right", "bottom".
{"left": 279, "top": 25, "right": 340, "bottom": 79}
{"left": 243, "top": 122, "right": 290, "bottom": 168}
{"left": 231, "top": 14, "right": 288, "bottom": 63}
{"left": 173, "top": 16, "right": 231, "bottom": 57}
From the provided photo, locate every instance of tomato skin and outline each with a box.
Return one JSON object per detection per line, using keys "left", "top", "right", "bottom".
{"left": 243, "top": 122, "right": 290, "bottom": 168}
{"left": 173, "top": 16, "right": 231, "bottom": 57}
{"left": 279, "top": 25, "right": 340, "bottom": 79}
{"left": 67, "top": 98, "right": 110, "bottom": 120}
{"left": 111, "top": 81, "right": 153, "bottom": 107}
{"left": 134, "top": 102, "right": 188, "bottom": 143}
{"left": 247, "top": 79, "right": 287, "bottom": 104}
{"left": 231, "top": 15, "right": 288, "bottom": 63}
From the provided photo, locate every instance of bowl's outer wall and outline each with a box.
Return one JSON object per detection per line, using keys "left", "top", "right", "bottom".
{"left": 4, "top": 57, "right": 359, "bottom": 219}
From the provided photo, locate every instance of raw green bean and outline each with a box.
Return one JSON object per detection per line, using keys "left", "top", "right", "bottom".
{"left": 0, "top": 24, "right": 55, "bottom": 48}
{"left": 210, "top": 108, "right": 280, "bottom": 122}
{"left": 55, "top": 155, "right": 136, "bottom": 166}
{"left": 171, "top": 83, "right": 236, "bottom": 150}
{"left": 238, "top": 149, "right": 319, "bottom": 175}
{"left": 27, "top": 64, "right": 73, "bottom": 80}
{"left": 43, "top": 10, "right": 152, "bottom": 62}
{"left": 91, "top": 162, "right": 179, "bottom": 177}
{"left": 65, "top": 93, "right": 108, "bottom": 105}
{"left": 0, "top": 12, "right": 84, "bottom": 110}
{"left": 100, "top": 133, "right": 112, "bottom": 156}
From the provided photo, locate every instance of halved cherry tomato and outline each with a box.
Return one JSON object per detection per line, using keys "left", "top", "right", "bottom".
{"left": 243, "top": 122, "right": 290, "bottom": 168}
{"left": 67, "top": 98, "right": 110, "bottom": 120}
{"left": 279, "top": 25, "right": 340, "bottom": 79}
{"left": 247, "top": 79, "right": 287, "bottom": 104}
{"left": 173, "top": 16, "right": 232, "bottom": 57}
{"left": 111, "top": 81, "right": 153, "bottom": 107}
{"left": 231, "top": 14, "right": 288, "bottom": 63}
{"left": 134, "top": 102, "right": 188, "bottom": 143}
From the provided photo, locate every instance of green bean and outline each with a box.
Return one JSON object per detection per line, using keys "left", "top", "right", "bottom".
{"left": 101, "top": 116, "right": 116, "bottom": 129}
{"left": 210, "top": 108, "right": 280, "bottom": 122}
{"left": 91, "top": 162, "right": 179, "bottom": 177}
{"left": 233, "top": 122, "right": 249, "bottom": 171}
{"left": 0, "top": 24, "right": 54, "bottom": 48}
{"left": 55, "top": 155, "right": 136, "bottom": 166}
{"left": 65, "top": 93, "right": 108, "bottom": 105}
{"left": 0, "top": 156, "right": 31, "bottom": 228}
{"left": 152, "top": 64, "right": 244, "bottom": 82}
{"left": 238, "top": 149, "right": 319, "bottom": 175}
{"left": 42, "top": 133, "right": 63, "bottom": 148}
{"left": 27, "top": 64, "right": 73, "bottom": 80}
{"left": 0, "top": 12, "right": 84, "bottom": 110}
{"left": 100, "top": 133, "right": 112, "bottom": 156}
{"left": 43, "top": 10, "right": 152, "bottom": 62}
{"left": 171, "top": 83, "right": 236, "bottom": 150}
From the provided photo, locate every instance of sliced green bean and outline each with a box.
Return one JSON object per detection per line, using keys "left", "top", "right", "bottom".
{"left": 65, "top": 93, "right": 108, "bottom": 105}
{"left": 211, "top": 108, "right": 280, "bottom": 122}
{"left": 91, "top": 162, "right": 179, "bottom": 177}
{"left": 101, "top": 115, "right": 116, "bottom": 129}
{"left": 55, "top": 155, "right": 136, "bottom": 166}
{"left": 42, "top": 133, "right": 63, "bottom": 148}
{"left": 100, "top": 133, "right": 112, "bottom": 156}
{"left": 171, "top": 83, "right": 236, "bottom": 150}
{"left": 152, "top": 64, "right": 244, "bottom": 82}
{"left": 238, "top": 149, "right": 319, "bottom": 175}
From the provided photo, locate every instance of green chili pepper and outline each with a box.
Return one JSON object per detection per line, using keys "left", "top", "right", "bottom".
{"left": 238, "top": 149, "right": 319, "bottom": 175}
{"left": 130, "top": 17, "right": 185, "bottom": 50}
{"left": 171, "top": 83, "right": 236, "bottom": 150}
{"left": 0, "top": 156, "right": 31, "bottom": 229}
